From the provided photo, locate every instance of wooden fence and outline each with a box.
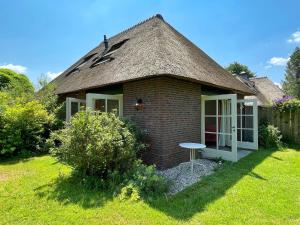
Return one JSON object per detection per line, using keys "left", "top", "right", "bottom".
{"left": 258, "top": 107, "right": 300, "bottom": 144}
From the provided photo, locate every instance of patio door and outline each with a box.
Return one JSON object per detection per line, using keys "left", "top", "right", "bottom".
{"left": 66, "top": 97, "right": 86, "bottom": 122}
{"left": 86, "top": 94, "right": 123, "bottom": 116}
{"left": 201, "top": 94, "right": 238, "bottom": 161}
{"left": 237, "top": 99, "right": 258, "bottom": 150}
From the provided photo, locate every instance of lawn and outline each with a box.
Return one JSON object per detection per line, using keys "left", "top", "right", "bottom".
{"left": 0, "top": 147, "right": 300, "bottom": 225}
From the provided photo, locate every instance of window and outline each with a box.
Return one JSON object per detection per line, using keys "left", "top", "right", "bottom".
{"left": 106, "top": 39, "right": 129, "bottom": 54}
{"left": 90, "top": 56, "right": 114, "bottom": 67}
{"left": 66, "top": 53, "right": 97, "bottom": 76}
{"left": 86, "top": 94, "right": 123, "bottom": 117}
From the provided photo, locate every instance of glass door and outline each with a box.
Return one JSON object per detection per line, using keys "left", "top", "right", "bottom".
{"left": 237, "top": 99, "right": 258, "bottom": 150}
{"left": 201, "top": 94, "right": 238, "bottom": 161}
{"left": 66, "top": 97, "right": 86, "bottom": 121}
{"left": 86, "top": 94, "right": 123, "bottom": 116}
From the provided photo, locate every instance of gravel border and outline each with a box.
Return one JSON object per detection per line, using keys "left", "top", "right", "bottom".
{"left": 158, "top": 159, "right": 220, "bottom": 195}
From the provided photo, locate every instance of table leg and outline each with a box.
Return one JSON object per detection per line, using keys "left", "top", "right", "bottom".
{"left": 191, "top": 148, "right": 194, "bottom": 174}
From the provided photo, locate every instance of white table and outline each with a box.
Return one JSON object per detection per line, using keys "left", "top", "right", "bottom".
{"left": 179, "top": 143, "right": 206, "bottom": 174}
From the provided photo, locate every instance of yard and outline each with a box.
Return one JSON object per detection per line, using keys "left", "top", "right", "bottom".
{"left": 0, "top": 147, "right": 300, "bottom": 225}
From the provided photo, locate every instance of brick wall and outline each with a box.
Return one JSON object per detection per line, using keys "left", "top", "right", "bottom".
{"left": 123, "top": 76, "right": 201, "bottom": 169}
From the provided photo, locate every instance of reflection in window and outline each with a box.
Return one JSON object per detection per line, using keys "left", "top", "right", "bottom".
{"left": 95, "top": 99, "right": 105, "bottom": 112}
{"left": 107, "top": 99, "right": 119, "bottom": 115}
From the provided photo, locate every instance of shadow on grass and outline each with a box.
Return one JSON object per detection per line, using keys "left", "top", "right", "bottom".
{"left": 0, "top": 152, "right": 47, "bottom": 165}
{"left": 32, "top": 148, "right": 279, "bottom": 219}
{"left": 34, "top": 174, "right": 114, "bottom": 209}
{"left": 145, "top": 148, "right": 274, "bottom": 220}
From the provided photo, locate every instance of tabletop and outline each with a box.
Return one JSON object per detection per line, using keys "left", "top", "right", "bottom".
{"left": 179, "top": 143, "right": 206, "bottom": 149}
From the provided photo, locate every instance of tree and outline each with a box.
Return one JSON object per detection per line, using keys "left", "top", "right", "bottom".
{"left": 225, "top": 62, "right": 256, "bottom": 78}
{"left": 0, "top": 68, "right": 34, "bottom": 98}
{"left": 282, "top": 47, "right": 300, "bottom": 99}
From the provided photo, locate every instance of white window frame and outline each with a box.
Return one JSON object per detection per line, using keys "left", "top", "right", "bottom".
{"left": 86, "top": 93, "right": 123, "bottom": 117}
{"left": 66, "top": 97, "right": 86, "bottom": 122}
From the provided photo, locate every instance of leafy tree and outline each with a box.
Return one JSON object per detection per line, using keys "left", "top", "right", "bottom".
{"left": 282, "top": 47, "right": 300, "bottom": 99}
{"left": 35, "top": 74, "right": 58, "bottom": 114}
{"left": 225, "top": 62, "right": 256, "bottom": 78}
{"left": 0, "top": 68, "right": 34, "bottom": 97}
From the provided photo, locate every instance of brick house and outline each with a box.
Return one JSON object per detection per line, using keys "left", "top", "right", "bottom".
{"left": 52, "top": 14, "right": 258, "bottom": 169}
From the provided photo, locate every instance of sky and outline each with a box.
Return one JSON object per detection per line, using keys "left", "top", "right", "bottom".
{"left": 0, "top": 0, "right": 299, "bottom": 88}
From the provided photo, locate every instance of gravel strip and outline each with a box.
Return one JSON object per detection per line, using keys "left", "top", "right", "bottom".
{"left": 158, "top": 159, "right": 220, "bottom": 195}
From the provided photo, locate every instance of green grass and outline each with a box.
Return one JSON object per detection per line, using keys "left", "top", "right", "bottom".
{"left": 1, "top": 147, "right": 300, "bottom": 225}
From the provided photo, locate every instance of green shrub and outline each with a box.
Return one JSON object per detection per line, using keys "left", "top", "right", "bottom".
{"left": 258, "top": 124, "right": 283, "bottom": 148}
{"left": 49, "top": 111, "right": 138, "bottom": 177}
{"left": 0, "top": 100, "right": 53, "bottom": 155}
{"left": 118, "top": 160, "right": 169, "bottom": 200}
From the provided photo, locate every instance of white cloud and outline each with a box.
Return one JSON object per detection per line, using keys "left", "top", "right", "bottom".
{"left": 0, "top": 64, "right": 27, "bottom": 74}
{"left": 287, "top": 31, "right": 300, "bottom": 43}
{"left": 274, "top": 82, "right": 282, "bottom": 89}
{"left": 46, "top": 71, "right": 62, "bottom": 79}
{"left": 264, "top": 65, "right": 272, "bottom": 69}
{"left": 268, "top": 57, "right": 289, "bottom": 66}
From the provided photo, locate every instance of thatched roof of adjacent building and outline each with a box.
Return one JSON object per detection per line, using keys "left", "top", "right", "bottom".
{"left": 248, "top": 77, "right": 285, "bottom": 106}
{"left": 52, "top": 14, "right": 253, "bottom": 95}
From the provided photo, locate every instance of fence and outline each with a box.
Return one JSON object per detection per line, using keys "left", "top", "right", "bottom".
{"left": 258, "top": 107, "right": 300, "bottom": 144}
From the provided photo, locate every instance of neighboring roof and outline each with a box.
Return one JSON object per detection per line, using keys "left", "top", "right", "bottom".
{"left": 249, "top": 77, "right": 285, "bottom": 106}
{"left": 235, "top": 75, "right": 285, "bottom": 106}
{"left": 53, "top": 14, "right": 253, "bottom": 95}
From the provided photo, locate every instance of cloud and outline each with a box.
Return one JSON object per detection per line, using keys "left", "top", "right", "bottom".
{"left": 274, "top": 82, "right": 282, "bottom": 89}
{"left": 264, "top": 65, "right": 272, "bottom": 69}
{"left": 46, "top": 71, "right": 62, "bottom": 79}
{"left": 287, "top": 31, "right": 300, "bottom": 43}
{"left": 267, "top": 57, "right": 289, "bottom": 66}
{"left": 0, "top": 64, "right": 27, "bottom": 74}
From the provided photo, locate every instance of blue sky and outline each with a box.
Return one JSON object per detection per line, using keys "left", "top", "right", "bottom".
{"left": 0, "top": 0, "right": 299, "bottom": 87}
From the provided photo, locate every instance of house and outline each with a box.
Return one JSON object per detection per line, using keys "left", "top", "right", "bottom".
{"left": 52, "top": 14, "right": 258, "bottom": 169}
{"left": 235, "top": 73, "right": 285, "bottom": 107}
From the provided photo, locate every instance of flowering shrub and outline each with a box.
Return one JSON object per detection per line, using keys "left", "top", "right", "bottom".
{"left": 272, "top": 96, "right": 300, "bottom": 112}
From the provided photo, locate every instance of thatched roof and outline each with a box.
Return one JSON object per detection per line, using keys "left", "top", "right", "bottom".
{"left": 248, "top": 77, "right": 285, "bottom": 106}
{"left": 53, "top": 14, "right": 253, "bottom": 95}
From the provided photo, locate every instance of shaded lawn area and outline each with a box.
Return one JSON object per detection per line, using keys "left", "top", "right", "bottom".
{"left": 0, "top": 147, "right": 300, "bottom": 225}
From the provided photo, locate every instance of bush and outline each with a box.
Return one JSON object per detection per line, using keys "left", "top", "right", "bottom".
{"left": 118, "top": 160, "right": 169, "bottom": 200}
{"left": 0, "top": 100, "right": 53, "bottom": 155}
{"left": 49, "top": 111, "right": 139, "bottom": 177}
{"left": 258, "top": 124, "right": 283, "bottom": 148}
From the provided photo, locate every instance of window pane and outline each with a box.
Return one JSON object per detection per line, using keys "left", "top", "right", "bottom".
{"left": 218, "top": 116, "right": 231, "bottom": 134}
{"left": 242, "top": 130, "right": 254, "bottom": 142}
{"left": 205, "top": 133, "right": 216, "bottom": 150}
{"left": 95, "top": 99, "right": 105, "bottom": 112}
{"left": 218, "top": 134, "right": 232, "bottom": 152}
{"left": 205, "top": 100, "right": 216, "bottom": 115}
{"left": 242, "top": 116, "right": 253, "bottom": 129}
{"left": 218, "top": 99, "right": 231, "bottom": 115}
{"left": 107, "top": 99, "right": 119, "bottom": 115}
{"left": 71, "top": 102, "right": 79, "bottom": 116}
{"left": 205, "top": 117, "right": 217, "bottom": 133}
{"left": 237, "top": 116, "right": 241, "bottom": 129}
